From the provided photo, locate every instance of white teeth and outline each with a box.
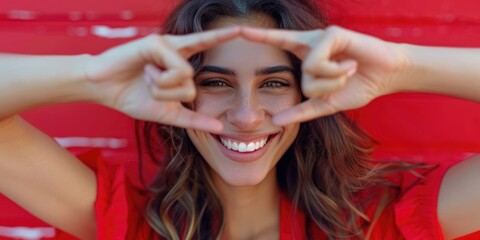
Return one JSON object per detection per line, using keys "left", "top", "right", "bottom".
{"left": 238, "top": 142, "right": 246, "bottom": 152}
{"left": 246, "top": 142, "right": 255, "bottom": 152}
{"left": 219, "top": 136, "right": 269, "bottom": 153}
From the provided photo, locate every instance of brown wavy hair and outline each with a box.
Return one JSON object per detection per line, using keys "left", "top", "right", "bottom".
{"left": 135, "top": 0, "right": 429, "bottom": 239}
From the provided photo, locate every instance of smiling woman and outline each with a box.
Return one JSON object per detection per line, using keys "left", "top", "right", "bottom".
{"left": 1, "top": 0, "right": 480, "bottom": 239}
{"left": 132, "top": 1, "right": 480, "bottom": 240}
{"left": 140, "top": 1, "right": 380, "bottom": 239}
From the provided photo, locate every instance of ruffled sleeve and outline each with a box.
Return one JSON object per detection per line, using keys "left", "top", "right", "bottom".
{"left": 87, "top": 150, "right": 129, "bottom": 240}
{"left": 393, "top": 157, "right": 480, "bottom": 240}
{"left": 55, "top": 149, "right": 129, "bottom": 240}
{"left": 71, "top": 150, "right": 128, "bottom": 240}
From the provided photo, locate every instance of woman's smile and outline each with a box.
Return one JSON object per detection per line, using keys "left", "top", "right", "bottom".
{"left": 216, "top": 133, "right": 276, "bottom": 151}
{"left": 210, "top": 133, "right": 279, "bottom": 163}
{"left": 186, "top": 19, "right": 300, "bottom": 186}
{"left": 218, "top": 135, "right": 270, "bottom": 153}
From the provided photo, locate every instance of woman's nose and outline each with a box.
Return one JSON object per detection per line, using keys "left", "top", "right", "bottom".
{"left": 226, "top": 93, "right": 265, "bottom": 130}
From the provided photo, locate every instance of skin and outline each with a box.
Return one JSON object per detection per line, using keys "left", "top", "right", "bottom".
{"left": 186, "top": 16, "right": 300, "bottom": 239}
{"left": 438, "top": 154, "right": 480, "bottom": 239}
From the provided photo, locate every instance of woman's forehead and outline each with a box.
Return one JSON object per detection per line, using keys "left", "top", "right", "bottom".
{"left": 203, "top": 15, "right": 291, "bottom": 71}
{"left": 207, "top": 14, "right": 278, "bottom": 30}
{"left": 203, "top": 37, "right": 291, "bottom": 68}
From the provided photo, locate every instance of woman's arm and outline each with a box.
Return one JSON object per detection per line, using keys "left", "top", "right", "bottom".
{"left": 240, "top": 26, "right": 480, "bottom": 125}
{"left": 438, "top": 154, "right": 480, "bottom": 239}
{"left": 0, "top": 28, "right": 240, "bottom": 238}
{"left": 396, "top": 45, "right": 480, "bottom": 101}
{"left": 241, "top": 25, "right": 480, "bottom": 238}
{"left": 0, "top": 28, "right": 240, "bottom": 131}
{"left": 0, "top": 53, "right": 99, "bottom": 239}
{"left": 0, "top": 54, "right": 92, "bottom": 120}
{"left": 0, "top": 116, "right": 97, "bottom": 239}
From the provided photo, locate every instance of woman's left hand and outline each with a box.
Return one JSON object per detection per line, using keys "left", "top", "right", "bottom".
{"left": 241, "top": 26, "right": 407, "bottom": 125}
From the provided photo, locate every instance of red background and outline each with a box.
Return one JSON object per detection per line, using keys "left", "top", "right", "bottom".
{"left": 1, "top": 0, "right": 479, "bottom": 239}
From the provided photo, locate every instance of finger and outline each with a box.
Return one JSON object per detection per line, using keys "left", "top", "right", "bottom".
{"left": 303, "top": 58, "right": 357, "bottom": 79}
{"left": 241, "top": 27, "right": 316, "bottom": 59}
{"left": 161, "top": 107, "right": 224, "bottom": 133}
{"left": 145, "top": 27, "right": 237, "bottom": 86}
{"left": 301, "top": 59, "right": 356, "bottom": 98}
{"left": 272, "top": 98, "right": 339, "bottom": 126}
{"left": 143, "top": 45, "right": 195, "bottom": 87}
{"left": 301, "top": 74, "right": 347, "bottom": 99}
{"left": 149, "top": 81, "right": 196, "bottom": 102}
{"left": 140, "top": 35, "right": 194, "bottom": 76}
{"left": 144, "top": 64, "right": 194, "bottom": 88}
{"left": 150, "top": 27, "right": 239, "bottom": 86}
{"left": 302, "top": 27, "right": 355, "bottom": 77}
{"left": 165, "top": 27, "right": 241, "bottom": 58}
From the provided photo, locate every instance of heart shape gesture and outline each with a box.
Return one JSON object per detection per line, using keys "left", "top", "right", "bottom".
{"left": 83, "top": 25, "right": 406, "bottom": 131}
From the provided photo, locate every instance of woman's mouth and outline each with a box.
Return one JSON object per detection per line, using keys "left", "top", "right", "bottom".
{"left": 210, "top": 133, "right": 278, "bottom": 162}
{"left": 218, "top": 136, "right": 269, "bottom": 153}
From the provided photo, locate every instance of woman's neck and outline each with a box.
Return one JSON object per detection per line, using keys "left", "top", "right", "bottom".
{"left": 214, "top": 170, "right": 281, "bottom": 240}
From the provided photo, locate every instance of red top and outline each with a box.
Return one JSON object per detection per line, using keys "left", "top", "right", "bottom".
{"left": 56, "top": 150, "right": 480, "bottom": 240}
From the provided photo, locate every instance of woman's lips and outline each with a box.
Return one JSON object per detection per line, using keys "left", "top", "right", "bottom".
{"left": 212, "top": 134, "right": 277, "bottom": 162}
{"left": 218, "top": 136, "right": 269, "bottom": 153}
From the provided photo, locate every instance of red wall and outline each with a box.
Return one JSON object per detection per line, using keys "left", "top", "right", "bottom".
{"left": 1, "top": 0, "right": 479, "bottom": 239}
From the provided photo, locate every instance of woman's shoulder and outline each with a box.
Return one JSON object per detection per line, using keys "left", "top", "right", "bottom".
{"left": 72, "top": 149, "right": 131, "bottom": 239}
{"left": 56, "top": 149, "right": 154, "bottom": 240}
{"left": 365, "top": 154, "right": 480, "bottom": 240}
{"left": 437, "top": 154, "right": 480, "bottom": 239}
{"left": 388, "top": 156, "right": 454, "bottom": 240}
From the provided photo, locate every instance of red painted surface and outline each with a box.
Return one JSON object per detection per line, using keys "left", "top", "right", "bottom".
{"left": 0, "top": 0, "right": 479, "bottom": 239}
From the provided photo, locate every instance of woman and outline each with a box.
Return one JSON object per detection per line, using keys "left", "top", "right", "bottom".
{"left": 1, "top": 0, "right": 479, "bottom": 239}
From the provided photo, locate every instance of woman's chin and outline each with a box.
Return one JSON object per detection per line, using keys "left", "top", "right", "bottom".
{"left": 224, "top": 178, "right": 263, "bottom": 187}
{"left": 215, "top": 169, "right": 272, "bottom": 187}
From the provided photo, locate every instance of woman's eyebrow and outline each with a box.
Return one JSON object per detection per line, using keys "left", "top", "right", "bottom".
{"left": 198, "top": 65, "right": 235, "bottom": 75}
{"left": 255, "top": 66, "right": 294, "bottom": 75}
{"left": 197, "top": 65, "right": 295, "bottom": 76}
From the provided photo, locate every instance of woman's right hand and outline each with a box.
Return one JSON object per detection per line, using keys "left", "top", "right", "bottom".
{"left": 241, "top": 26, "right": 407, "bottom": 125}
{"left": 83, "top": 27, "right": 240, "bottom": 133}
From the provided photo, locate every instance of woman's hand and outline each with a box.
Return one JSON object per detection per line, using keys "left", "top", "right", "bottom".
{"left": 84, "top": 27, "right": 241, "bottom": 133}
{"left": 241, "top": 26, "right": 407, "bottom": 125}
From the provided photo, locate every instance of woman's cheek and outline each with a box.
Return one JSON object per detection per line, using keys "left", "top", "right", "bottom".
{"left": 262, "top": 93, "right": 299, "bottom": 114}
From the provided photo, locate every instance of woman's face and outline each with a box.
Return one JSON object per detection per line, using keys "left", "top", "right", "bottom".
{"left": 186, "top": 18, "right": 301, "bottom": 187}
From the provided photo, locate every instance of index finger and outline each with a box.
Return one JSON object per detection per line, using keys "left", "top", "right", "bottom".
{"left": 272, "top": 98, "right": 338, "bottom": 126}
{"left": 165, "top": 27, "right": 241, "bottom": 58}
{"left": 160, "top": 106, "right": 224, "bottom": 133}
{"left": 240, "top": 27, "right": 320, "bottom": 59}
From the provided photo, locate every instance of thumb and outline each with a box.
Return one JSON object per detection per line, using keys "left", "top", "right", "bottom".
{"left": 301, "top": 59, "right": 357, "bottom": 98}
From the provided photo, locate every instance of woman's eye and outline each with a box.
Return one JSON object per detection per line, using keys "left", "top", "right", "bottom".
{"left": 261, "top": 79, "right": 290, "bottom": 89}
{"left": 200, "top": 78, "right": 229, "bottom": 88}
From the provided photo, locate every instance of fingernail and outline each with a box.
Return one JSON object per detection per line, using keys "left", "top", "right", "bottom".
{"left": 339, "top": 60, "right": 357, "bottom": 77}
{"left": 347, "top": 67, "right": 357, "bottom": 77}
